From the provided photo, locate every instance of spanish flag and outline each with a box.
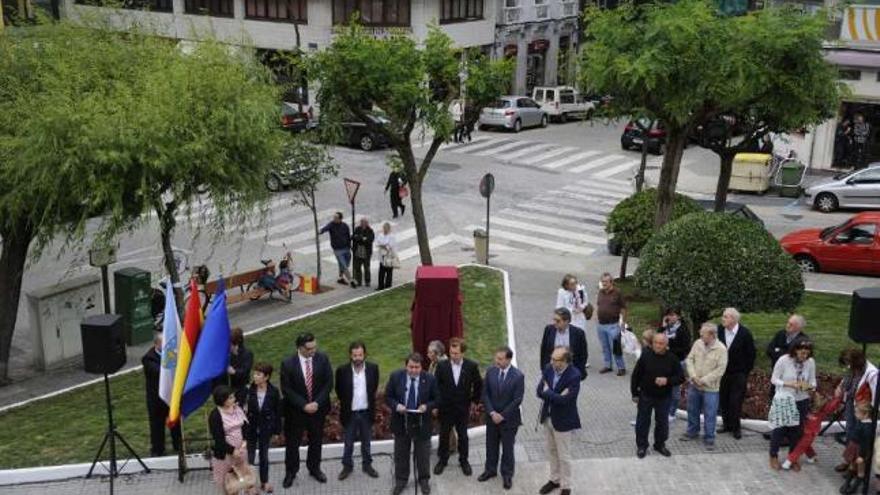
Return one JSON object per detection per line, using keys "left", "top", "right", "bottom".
{"left": 166, "top": 279, "right": 203, "bottom": 428}
{"left": 181, "top": 277, "right": 230, "bottom": 417}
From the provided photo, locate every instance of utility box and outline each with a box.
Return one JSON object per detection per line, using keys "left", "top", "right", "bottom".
{"left": 473, "top": 229, "right": 488, "bottom": 265}
{"left": 26, "top": 274, "right": 102, "bottom": 370}
{"left": 114, "top": 267, "right": 154, "bottom": 346}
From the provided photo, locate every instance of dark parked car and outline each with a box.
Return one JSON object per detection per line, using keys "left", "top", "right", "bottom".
{"left": 335, "top": 113, "right": 390, "bottom": 151}
{"left": 607, "top": 199, "right": 764, "bottom": 255}
{"left": 621, "top": 118, "right": 667, "bottom": 155}
{"left": 280, "top": 102, "right": 315, "bottom": 133}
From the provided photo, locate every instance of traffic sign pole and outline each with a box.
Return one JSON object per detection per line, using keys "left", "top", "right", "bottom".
{"left": 343, "top": 177, "right": 361, "bottom": 230}
{"left": 479, "top": 173, "right": 495, "bottom": 266}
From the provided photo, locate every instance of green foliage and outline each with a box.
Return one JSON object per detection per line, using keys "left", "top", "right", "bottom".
{"left": 277, "top": 137, "right": 338, "bottom": 196}
{"left": 606, "top": 189, "right": 701, "bottom": 254}
{"left": 462, "top": 52, "right": 514, "bottom": 125}
{"left": 635, "top": 211, "right": 804, "bottom": 321}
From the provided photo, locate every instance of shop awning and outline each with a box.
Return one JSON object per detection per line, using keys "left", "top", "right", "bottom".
{"left": 842, "top": 6, "right": 880, "bottom": 42}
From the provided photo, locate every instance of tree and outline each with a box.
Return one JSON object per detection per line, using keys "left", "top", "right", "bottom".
{"left": 606, "top": 189, "right": 701, "bottom": 278}
{"left": 579, "top": 0, "right": 743, "bottom": 228}
{"left": 309, "top": 24, "right": 509, "bottom": 265}
{"left": 275, "top": 138, "right": 338, "bottom": 286}
{"left": 635, "top": 211, "right": 804, "bottom": 327}
{"left": 693, "top": 7, "right": 842, "bottom": 212}
{"left": 0, "top": 22, "right": 283, "bottom": 383}
{"left": 459, "top": 51, "right": 514, "bottom": 134}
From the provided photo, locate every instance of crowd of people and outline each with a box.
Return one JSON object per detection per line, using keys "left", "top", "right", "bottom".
{"left": 140, "top": 270, "right": 878, "bottom": 495}
{"left": 317, "top": 212, "right": 400, "bottom": 291}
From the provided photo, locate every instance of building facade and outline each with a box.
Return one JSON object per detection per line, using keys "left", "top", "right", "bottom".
{"left": 493, "top": 0, "right": 581, "bottom": 95}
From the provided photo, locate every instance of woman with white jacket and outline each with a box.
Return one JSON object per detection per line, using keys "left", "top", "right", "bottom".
{"left": 375, "top": 222, "right": 398, "bottom": 291}
{"left": 556, "top": 274, "right": 590, "bottom": 367}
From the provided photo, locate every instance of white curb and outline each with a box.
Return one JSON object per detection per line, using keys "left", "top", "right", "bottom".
{"left": 0, "top": 263, "right": 515, "bottom": 486}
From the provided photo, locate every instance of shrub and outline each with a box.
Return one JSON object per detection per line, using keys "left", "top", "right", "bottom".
{"left": 605, "top": 188, "right": 701, "bottom": 255}
{"left": 635, "top": 211, "right": 804, "bottom": 325}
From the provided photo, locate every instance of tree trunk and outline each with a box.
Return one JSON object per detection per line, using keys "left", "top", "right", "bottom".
{"left": 619, "top": 248, "right": 629, "bottom": 280}
{"left": 654, "top": 126, "right": 688, "bottom": 229}
{"left": 713, "top": 152, "right": 735, "bottom": 213}
{"left": 635, "top": 140, "right": 649, "bottom": 192}
{"left": 309, "top": 188, "right": 322, "bottom": 287}
{"left": 155, "top": 200, "right": 183, "bottom": 307}
{"left": 399, "top": 146, "right": 433, "bottom": 266}
{"left": 0, "top": 221, "right": 33, "bottom": 385}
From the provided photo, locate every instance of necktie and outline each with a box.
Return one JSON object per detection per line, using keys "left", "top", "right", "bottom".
{"left": 406, "top": 377, "right": 417, "bottom": 410}
{"left": 305, "top": 358, "right": 313, "bottom": 402}
{"left": 499, "top": 370, "right": 506, "bottom": 387}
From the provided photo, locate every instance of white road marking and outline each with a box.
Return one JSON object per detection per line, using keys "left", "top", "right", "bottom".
{"left": 542, "top": 150, "right": 602, "bottom": 170}
{"left": 463, "top": 226, "right": 594, "bottom": 255}
{"left": 516, "top": 146, "right": 579, "bottom": 165}
{"left": 594, "top": 160, "right": 641, "bottom": 178}
{"left": 498, "top": 210, "right": 607, "bottom": 234}
{"left": 490, "top": 217, "right": 606, "bottom": 244}
{"left": 568, "top": 154, "right": 628, "bottom": 174}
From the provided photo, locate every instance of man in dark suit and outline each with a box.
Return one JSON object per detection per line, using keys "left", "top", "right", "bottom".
{"left": 764, "top": 314, "right": 809, "bottom": 409}
{"left": 478, "top": 345, "right": 524, "bottom": 490}
{"left": 280, "top": 332, "right": 333, "bottom": 487}
{"left": 717, "top": 307, "right": 756, "bottom": 440}
{"left": 386, "top": 352, "right": 438, "bottom": 495}
{"left": 537, "top": 347, "right": 582, "bottom": 495}
{"left": 540, "top": 308, "right": 588, "bottom": 380}
{"left": 335, "top": 341, "right": 380, "bottom": 481}
{"left": 434, "top": 337, "right": 483, "bottom": 477}
{"left": 141, "top": 334, "right": 181, "bottom": 457}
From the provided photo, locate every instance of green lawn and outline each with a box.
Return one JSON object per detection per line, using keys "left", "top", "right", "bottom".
{"left": 616, "top": 278, "right": 865, "bottom": 373}
{"left": 0, "top": 265, "right": 506, "bottom": 469}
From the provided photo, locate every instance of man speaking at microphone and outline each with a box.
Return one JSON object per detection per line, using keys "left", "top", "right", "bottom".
{"left": 386, "top": 352, "right": 438, "bottom": 495}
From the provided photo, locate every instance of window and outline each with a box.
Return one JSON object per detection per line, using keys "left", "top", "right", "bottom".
{"left": 560, "top": 90, "right": 575, "bottom": 104}
{"left": 246, "top": 0, "right": 306, "bottom": 21}
{"left": 333, "top": 0, "right": 411, "bottom": 26}
{"left": 839, "top": 69, "right": 862, "bottom": 81}
{"left": 440, "top": 0, "right": 483, "bottom": 23}
{"left": 852, "top": 168, "right": 880, "bottom": 184}
{"left": 185, "top": 0, "right": 233, "bottom": 16}
{"left": 836, "top": 224, "right": 877, "bottom": 245}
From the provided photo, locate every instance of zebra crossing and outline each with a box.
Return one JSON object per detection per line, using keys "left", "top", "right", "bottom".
{"left": 464, "top": 175, "right": 636, "bottom": 257}
{"left": 432, "top": 134, "right": 694, "bottom": 179}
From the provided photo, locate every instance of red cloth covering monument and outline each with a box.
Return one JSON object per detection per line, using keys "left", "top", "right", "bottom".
{"left": 410, "top": 266, "right": 464, "bottom": 358}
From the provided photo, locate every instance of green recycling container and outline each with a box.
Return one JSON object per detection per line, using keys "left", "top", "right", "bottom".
{"left": 779, "top": 161, "right": 805, "bottom": 198}
{"left": 114, "top": 267, "right": 154, "bottom": 345}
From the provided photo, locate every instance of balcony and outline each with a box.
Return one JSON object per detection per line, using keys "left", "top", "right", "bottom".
{"left": 504, "top": 6, "right": 522, "bottom": 23}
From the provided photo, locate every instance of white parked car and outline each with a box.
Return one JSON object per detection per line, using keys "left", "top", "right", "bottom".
{"left": 531, "top": 86, "right": 595, "bottom": 123}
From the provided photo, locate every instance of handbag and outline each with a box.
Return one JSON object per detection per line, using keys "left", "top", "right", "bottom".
{"left": 620, "top": 325, "right": 640, "bottom": 356}
{"left": 583, "top": 302, "right": 594, "bottom": 320}
{"left": 398, "top": 185, "right": 409, "bottom": 200}
{"left": 224, "top": 461, "right": 256, "bottom": 495}
{"left": 383, "top": 251, "right": 401, "bottom": 269}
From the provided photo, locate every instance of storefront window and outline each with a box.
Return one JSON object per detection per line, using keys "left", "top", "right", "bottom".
{"left": 246, "top": 0, "right": 307, "bottom": 22}
{"left": 332, "top": 0, "right": 411, "bottom": 26}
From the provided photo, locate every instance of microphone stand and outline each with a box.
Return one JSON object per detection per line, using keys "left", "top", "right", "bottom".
{"left": 404, "top": 412, "right": 424, "bottom": 495}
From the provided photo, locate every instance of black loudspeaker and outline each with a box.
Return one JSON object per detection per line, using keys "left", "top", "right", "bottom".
{"left": 81, "top": 314, "right": 127, "bottom": 375}
{"left": 849, "top": 287, "right": 880, "bottom": 344}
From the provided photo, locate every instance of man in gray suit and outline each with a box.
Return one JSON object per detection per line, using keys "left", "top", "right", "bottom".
{"left": 478, "top": 345, "right": 524, "bottom": 491}
{"left": 386, "top": 352, "right": 438, "bottom": 495}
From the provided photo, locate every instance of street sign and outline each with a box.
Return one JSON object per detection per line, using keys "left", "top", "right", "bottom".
{"left": 479, "top": 173, "right": 495, "bottom": 199}
{"left": 343, "top": 178, "right": 361, "bottom": 204}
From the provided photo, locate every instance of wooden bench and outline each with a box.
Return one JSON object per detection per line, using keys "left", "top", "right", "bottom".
{"left": 205, "top": 268, "right": 267, "bottom": 305}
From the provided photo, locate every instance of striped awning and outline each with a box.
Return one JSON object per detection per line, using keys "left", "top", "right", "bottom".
{"left": 842, "top": 6, "right": 880, "bottom": 42}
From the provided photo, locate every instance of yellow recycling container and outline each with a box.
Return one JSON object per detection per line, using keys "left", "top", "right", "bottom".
{"left": 729, "top": 153, "right": 772, "bottom": 193}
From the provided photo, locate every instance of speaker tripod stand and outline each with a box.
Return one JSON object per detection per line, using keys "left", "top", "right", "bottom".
{"left": 86, "top": 372, "right": 150, "bottom": 494}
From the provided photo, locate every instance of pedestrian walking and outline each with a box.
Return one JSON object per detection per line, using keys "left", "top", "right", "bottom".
{"left": 853, "top": 113, "right": 871, "bottom": 169}
{"left": 631, "top": 333, "right": 684, "bottom": 459}
{"left": 768, "top": 339, "right": 816, "bottom": 471}
{"left": 351, "top": 217, "right": 375, "bottom": 288}
{"left": 717, "top": 307, "right": 756, "bottom": 440}
{"left": 375, "top": 222, "right": 398, "bottom": 290}
{"left": 451, "top": 99, "right": 464, "bottom": 143}
{"left": 335, "top": 341, "right": 380, "bottom": 480}
{"left": 319, "top": 212, "right": 355, "bottom": 288}
{"left": 387, "top": 353, "right": 438, "bottom": 495}
{"left": 681, "top": 323, "right": 728, "bottom": 450}
{"left": 434, "top": 338, "right": 483, "bottom": 477}
{"left": 657, "top": 307, "right": 690, "bottom": 422}
{"left": 540, "top": 308, "right": 588, "bottom": 381}
{"left": 478, "top": 345, "right": 523, "bottom": 491}
{"left": 385, "top": 168, "right": 407, "bottom": 219}
{"left": 141, "top": 334, "right": 181, "bottom": 457}
{"left": 245, "top": 363, "right": 282, "bottom": 494}
{"left": 537, "top": 347, "right": 581, "bottom": 495}
{"left": 596, "top": 273, "right": 627, "bottom": 376}
{"left": 280, "top": 333, "right": 333, "bottom": 487}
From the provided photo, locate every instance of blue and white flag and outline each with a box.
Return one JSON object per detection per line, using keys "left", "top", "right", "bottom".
{"left": 159, "top": 279, "right": 181, "bottom": 406}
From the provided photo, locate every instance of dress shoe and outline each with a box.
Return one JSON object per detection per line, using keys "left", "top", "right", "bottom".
{"left": 732, "top": 430, "right": 742, "bottom": 440}
{"left": 561, "top": 490, "right": 571, "bottom": 495}
{"left": 419, "top": 479, "right": 431, "bottom": 494}
{"left": 310, "top": 470, "right": 327, "bottom": 483}
{"left": 503, "top": 476, "right": 512, "bottom": 490}
{"left": 460, "top": 461, "right": 473, "bottom": 476}
{"left": 282, "top": 473, "right": 295, "bottom": 488}
{"left": 599, "top": 367, "right": 613, "bottom": 374}
{"left": 433, "top": 461, "right": 446, "bottom": 475}
{"left": 539, "top": 480, "right": 560, "bottom": 494}
{"left": 770, "top": 456, "right": 781, "bottom": 471}
{"left": 718, "top": 426, "right": 731, "bottom": 434}
{"left": 477, "top": 472, "right": 497, "bottom": 482}
{"left": 637, "top": 448, "right": 647, "bottom": 459}
{"left": 337, "top": 278, "right": 347, "bottom": 285}
{"left": 338, "top": 466, "right": 352, "bottom": 481}
{"left": 363, "top": 465, "right": 379, "bottom": 478}
{"left": 392, "top": 483, "right": 406, "bottom": 495}
{"left": 616, "top": 369, "right": 627, "bottom": 376}
{"left": 654, "top": 446, "right": 672, "bottom": 457}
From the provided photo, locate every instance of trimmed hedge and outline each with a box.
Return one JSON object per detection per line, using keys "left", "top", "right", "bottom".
{"left": 605, "top": 188, "right": 701, "bottom": 255}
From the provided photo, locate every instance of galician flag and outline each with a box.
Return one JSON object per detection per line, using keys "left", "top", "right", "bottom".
{"left": 182, "top": 277, "right": 230, "bottom": 417}
{"left": 166, "top": 278, "right": 204, "bottom": 428}
{"left": 158, "top": 279, "right": 181, "bottom": 406}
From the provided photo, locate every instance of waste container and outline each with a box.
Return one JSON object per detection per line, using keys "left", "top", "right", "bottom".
{"left": 729, "top": 153, "right": 772, "bottom": 193}
{"left": 473, "top": 229, "right": 488, "bottom": 265}
{"left": 778, "top": 160, "right": 806, "bottom": 198}
{"left": 114, "top": 267, "right": 154, "bottom": 345}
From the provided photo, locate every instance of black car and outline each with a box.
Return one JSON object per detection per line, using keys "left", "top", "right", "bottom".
{"left": 621, "top": 118, "right": 667, "bottom": 155}
{"left": 280, "top": 102, "right": 315, "bottom": 133}
{"left": 337, "top": 113, "right": 391, "bottom": 151}
{"left": 606, "top": 199, "right": 764, "bottom": 255}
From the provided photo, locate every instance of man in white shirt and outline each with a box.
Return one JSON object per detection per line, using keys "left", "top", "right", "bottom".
{"left": 434, "top": 338, "right": 483, "bottom": 477}
{"left": 335, "top": 341, "right": 380, "bottom": 480}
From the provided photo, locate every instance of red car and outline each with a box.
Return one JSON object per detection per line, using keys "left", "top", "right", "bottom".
{"left": 780, "top": 212, "right": 880, "bottom": 275}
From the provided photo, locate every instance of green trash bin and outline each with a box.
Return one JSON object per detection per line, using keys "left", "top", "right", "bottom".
{"left": 778, "top": 161, "right": 805, "bottom": 198}
{"left": 114, "top": 267, "right": 154, "bottom": 345}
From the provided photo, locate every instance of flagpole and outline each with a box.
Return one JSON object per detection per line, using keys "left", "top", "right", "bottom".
{"left": 177, "top": 422, "right": 187, "bottom": 482}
